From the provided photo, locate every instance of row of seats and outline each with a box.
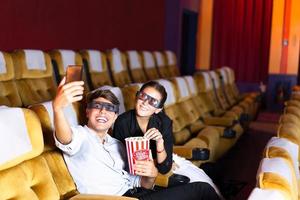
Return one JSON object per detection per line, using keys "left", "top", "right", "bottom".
{"left": 0, "top": 49, "right": 180, "bottom": 107}
{"left": 248, "top": 92, "right": 300, "bottom": 199}
{"left": 0, "top": 49, "right": 260, "bottom": 199}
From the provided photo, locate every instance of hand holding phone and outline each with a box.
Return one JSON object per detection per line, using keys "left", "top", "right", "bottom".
{"left": 65, "top": 65, "right": 83, "bottom": 83}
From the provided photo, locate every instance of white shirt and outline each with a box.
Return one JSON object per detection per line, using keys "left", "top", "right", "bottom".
{"left": 54, "top": 125, "right": 141, "bottom": 196}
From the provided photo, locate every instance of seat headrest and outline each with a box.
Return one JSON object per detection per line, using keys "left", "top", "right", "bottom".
{"left": 59, "top": 50, "right": 76, "bottom": 72}
{"left": 13, "top": 49, "right": 52, "bottom": 79}
{"left": 0, "top": 51, "right": 14, "bottom": 81}
{"left": 0, "top": 106, "right": 43, "bottom": 170}
{"left": 184, "top": 76, "right": 197, "bottom": 95}
{"left": 174, "top": 77, "right": 190, "bottom": 100}
{"left": 201, "top": 72, "right": 213, "bottom": 90}
{"left": 265, "top": 137, "right": 299, "bottom": 179}
{"left": 142, "top": 51, "right": 155, "bottom": 69}
{"left": 257, "top": 158, "right": 294, "bottom": 191}
{"left": 127, "top": 51, "right": 141, "bottom": 69}
{"left": 209, "top": 71, "right": 220, "bottom": 88}
{"left": 153, "top": 51, "right": 164, "bottom": 67}
{"left": 87, "top": 50, "right": 104, "bottom": 72}
{"left": 111, "top": 48, "right": 125, "bottom": 73}
{"left": 219, "top": 68, "right": 228, "bottom": 84}
{"left": 165, "top": 51, "right": 176, "bottom": 65}
{"left": 156, "top": 79, "right": 176, "bottom": 106}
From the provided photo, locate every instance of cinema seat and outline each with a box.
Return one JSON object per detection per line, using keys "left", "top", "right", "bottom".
{"left": 140, "top": 51, "right": 160, "bottom": 80}
{"left": 12, "top": 49, "right": 57, "bottom": 106}
{"left": 153, "top": 51, "right": 172, "bottom": 78}
{"left": 29, "top": 101, "right": 137, "bottom": 200}
{"left": 106, "top": 48, "right": 132, "bottom": 87}
{"left": 126, "top": 51, "right": 148, "bottom": 83}
{"left": 0, "top": 106, "right": 60, "bottom": 199}
{"left": 80, "top": 49, "right": 113, "bottom": 90}
{"left": 156, "top": 79, "right": 218, "bottom": 165}
{"left": 164, "top": 50, "right": 180, "bottom": 77}
{"left": 256, "top": 157, "right": 297, "bottom": 200}
{"left": 217, "top": 67, "right": 256, "bottom": 119}
{"left": 0, "top": 51, "right": 22, "bottom": 107}
{"left": 248, "top": 188, "right": 286, "bottom": 200}
{"left": 49, "top": 49, "right": 84, "bottom": 84}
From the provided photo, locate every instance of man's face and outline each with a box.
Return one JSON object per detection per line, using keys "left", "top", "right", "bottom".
{"left": 86, "top": 97, "right": 118, "bottom": 134}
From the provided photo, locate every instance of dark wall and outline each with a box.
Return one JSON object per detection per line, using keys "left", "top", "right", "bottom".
{"left": 0, "top": 0, "right": 165, "bottom": 51}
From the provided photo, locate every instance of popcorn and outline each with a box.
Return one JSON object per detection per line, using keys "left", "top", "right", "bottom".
{"left": 125, "top": 137, "right": 150, "bottom": 174}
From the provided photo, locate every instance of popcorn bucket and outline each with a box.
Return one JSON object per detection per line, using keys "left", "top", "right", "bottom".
{"left": 125, "top": 137, "right": 150, "bottom": 174}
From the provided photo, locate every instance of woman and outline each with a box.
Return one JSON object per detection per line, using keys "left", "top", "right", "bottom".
{"left": 113, "top": 81, "right": 222, "bottom": 198}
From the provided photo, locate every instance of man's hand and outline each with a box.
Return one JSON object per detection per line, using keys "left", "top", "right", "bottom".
{"left": 53, "top": 77, "right": 84, "bottom": 111}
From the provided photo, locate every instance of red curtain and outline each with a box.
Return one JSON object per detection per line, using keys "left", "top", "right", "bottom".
{"left": 211, "top": 0, "right": 273, "bottom": 82}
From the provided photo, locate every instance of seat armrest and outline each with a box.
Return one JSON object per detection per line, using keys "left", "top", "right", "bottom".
{"left": 155, "top": 171, "right": 173, "bottom": 187}
{"left": 203, "top": 116, "right": 235, "bottom": 127}
{"left": 173, "top": 146, "right": 209, "bottom": 160}
{"left": 69, "top": 194, "right": 137, "bottom": 200}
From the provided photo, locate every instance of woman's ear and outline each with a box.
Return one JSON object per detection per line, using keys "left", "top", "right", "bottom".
{"left": 154, "top": 108, "right": 163, "bottom": 114}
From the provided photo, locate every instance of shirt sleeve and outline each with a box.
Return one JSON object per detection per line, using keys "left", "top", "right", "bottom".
{"left": 128, "top": 174, "right": 142, "bottom": 188}
{"left": 54, "top": 126, "right": 85, "bottom": 156}
{"left": 156, "top": 117, "right": 173, "bottom": 174}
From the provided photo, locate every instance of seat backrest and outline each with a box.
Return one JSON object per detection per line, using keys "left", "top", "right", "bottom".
{"left": 106, "top": 48, "right": 132, "bottom": 87}
{"left": 80, "top": 49, "right": 112, "bottom": 89}
{"left": 121, "top": 83, "right": 142, "bottom": 111}
{"left": 209, "top": 71, "right": 229, "bottom": 110}
{"left": 140, "top": 51, "right": 160, "bottom": 80}
{"left": 164, "top": 50, "right": 180, "bottom": 77}
{"left": 126, "top": 50, "right": 147, "bottom": 83}
{"left": 153, "top": 51, "right": 170, "bottom": 78}
{"left": 12, "top": 49, "right": 57, "bottom": 106}
{"left": 0, "top": 106, "right": 60, "bottom": 199}
{"left": 0, "top": 51, "right": 22, "bottom": 107}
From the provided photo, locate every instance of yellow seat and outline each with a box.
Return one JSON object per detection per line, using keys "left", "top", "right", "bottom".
{"left": 106, "top": 49, "right": 132, "bottom": 87}
{"left": 0, "top": 106, "right": 60, "bottom": 199}
{"left": 153, "top": 51, "right": 172, "bottom": 78}
{"left": 80, "top": 49, "right": 113, "bottom": 89}
{"left": 126, "top": 51, "right": 147, "bottom": 83}
{"left": 164, "top": 50, "right": 180, "bottom": 77}
{"left": 140, "top": 51, "right": 160, "bottom": 80}
{"left": 12, "top": 49, "right": 57, "bottom": 106}
{"left": 256, "top": 157, "right": 297, "bottom": 200}
{"left": 0, "top": 51, "right": 22, "bottom": 107}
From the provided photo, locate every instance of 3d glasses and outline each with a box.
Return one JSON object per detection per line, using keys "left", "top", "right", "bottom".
{"left": 136, "top": 91, "right": 162, "bottom": 108}
{"left": 87, "top": 101, "right": 119, "bottom": 113}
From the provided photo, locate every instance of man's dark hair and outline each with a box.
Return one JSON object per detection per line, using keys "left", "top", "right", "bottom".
{"left": 139, "top": 81, "right": 167, "bottom": 108}
{"left": 86, "top": 89, "right": 120, "bottom": 106}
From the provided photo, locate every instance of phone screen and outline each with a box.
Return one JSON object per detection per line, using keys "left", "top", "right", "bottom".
{"left": 65, "top": 65, "right": 83, "bottom": 83}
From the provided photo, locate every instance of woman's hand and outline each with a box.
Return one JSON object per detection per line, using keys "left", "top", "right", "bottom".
{"left": 52, "top": 77, "right": 84, "bottom": 111}
{"left": 134, "top": 159, "right": 158, "bottom": 178}
{"left": 144, "top": 128, "right": 164, "bottom": 144}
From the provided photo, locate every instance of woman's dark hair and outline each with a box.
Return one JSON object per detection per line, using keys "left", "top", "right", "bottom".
{"left": 86, "top": 89, "right": 120, "bottom": 106}
{"left": 139, "top": 81, "right": 167, "bottom": 108}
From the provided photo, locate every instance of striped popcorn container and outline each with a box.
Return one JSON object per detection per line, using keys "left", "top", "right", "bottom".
{"left": 125, "top": 137, "right": 150, "bottom": 175}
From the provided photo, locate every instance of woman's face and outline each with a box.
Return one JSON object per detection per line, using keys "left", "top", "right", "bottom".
{"left": 135, "top": 86, "right": 162, "bottom": 117}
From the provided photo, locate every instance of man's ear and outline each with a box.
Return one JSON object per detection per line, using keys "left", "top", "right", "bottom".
{"left": 154, "top": 108, "right": 163, "bottom": 114}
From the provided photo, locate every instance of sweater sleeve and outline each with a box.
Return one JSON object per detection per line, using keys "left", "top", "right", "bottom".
{"left": 156, "top": 118, "right": 173, "bottom": 174}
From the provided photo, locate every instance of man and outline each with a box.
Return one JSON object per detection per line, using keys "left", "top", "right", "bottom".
{"left": 53, "top": 78, "right": 219, "bottom": 200}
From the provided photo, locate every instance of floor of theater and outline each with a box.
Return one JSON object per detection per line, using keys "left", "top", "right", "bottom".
{"left": 214, "top": 110, "right": 281, "bottom": 200}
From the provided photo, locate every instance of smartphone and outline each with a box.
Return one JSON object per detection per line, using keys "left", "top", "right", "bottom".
{"left": 65, "top": 65, "right": 83, "bottom": 83}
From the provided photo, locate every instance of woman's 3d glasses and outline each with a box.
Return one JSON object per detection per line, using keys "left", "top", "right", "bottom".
{"left": 87, "top": 101, "right": 119, "bottom": 113}
{"left": 136, "top": 91, "right": 162, "bottom": 108}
